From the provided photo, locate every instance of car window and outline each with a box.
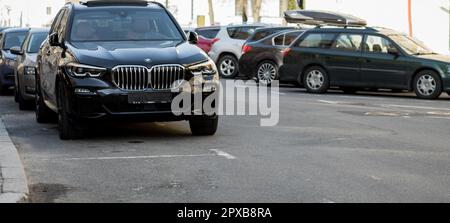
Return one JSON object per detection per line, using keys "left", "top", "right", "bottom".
{"left": 364, "top": 35, "right": 397, "bottom": 54}
{"left": 57, "top": 10, "right": 70, "bottom": 41}
{"left": 70, "top": 8, "right": 183, "bottom": 42}
{"left": 284, "top": 31, "right": 303, "bottom": 46}
{"left": 228, "top": 27, "right": 257, "bottom": 40}
{"left": 273, "top": 34, "right": 284, "bottom": 46}
{"left": 251, "top": 30, "right": 274, "bottom": 42}
{"left": 331, "top": 34, "right": 363, "bottom": 52}
{"left": 4, "top": 32, "right": 27, "bottom": 50}
{"left": 50, "top": 9, "right": 65, "bottom": 34}
{"left": 27, "top": 33, "right": 48, "bottom": 53}
{"left": 196, "top": 29, "right": 219, "bottom": 39}
{"left": 297, "top": 33, "right": 336, "bottom": 49}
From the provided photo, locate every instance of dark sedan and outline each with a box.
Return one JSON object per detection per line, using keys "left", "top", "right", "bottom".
{"left": 0, "top": 27, "right": 29, "bottom": 94}
{"left": 11, "top": 28, "right": 49, "bottom": 110}
{"left": 239, "top": 30, "right": 304, "bottom": 84}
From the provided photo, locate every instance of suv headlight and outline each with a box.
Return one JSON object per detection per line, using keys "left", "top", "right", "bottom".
{"left": 187, "top": 59, "right": 217, "bottom": 76}
{"left": 65, "top": 62, "right": 106, "bottom": 77}
{"left": 24, "top": 66, "right": 36, "bottom": 76}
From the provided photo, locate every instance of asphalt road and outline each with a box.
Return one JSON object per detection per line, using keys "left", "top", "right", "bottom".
{"left": 1, "top": 83, "right": 450, "bottom": 203}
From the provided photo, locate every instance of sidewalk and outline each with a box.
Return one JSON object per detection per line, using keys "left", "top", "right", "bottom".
{"left": 0, "top": 118, "right": 28, "bottom": 203}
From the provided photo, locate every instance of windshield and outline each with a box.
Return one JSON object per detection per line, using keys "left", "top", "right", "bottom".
{"left": 4, "top": 32, "right": 27, "bottom": 50}
{"left": 70, "top": 8, "right": 184, "bottom": 42}
{"left": 27, "top": 33, "right": 48, "bottom": 53}
{"left": 389, "top": 34, "right": 434, "bottom": 55}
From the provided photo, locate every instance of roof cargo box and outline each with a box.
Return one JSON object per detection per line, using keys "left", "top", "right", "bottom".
{"left": 284, "top": 10, "right": 367, "bottom": 27}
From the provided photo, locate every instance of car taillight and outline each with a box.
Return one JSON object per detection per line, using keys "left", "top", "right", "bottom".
{"left": 242, "top": 44, "right": 253, "bottom": 54}
{"left": 282, "top": 48, "right": 292, "bottom": 57}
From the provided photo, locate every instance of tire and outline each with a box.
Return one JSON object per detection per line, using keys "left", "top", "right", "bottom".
{"left": 303, "top": 66, "right": 329, "bottom": 94}
{"left": 217, "top": 55, "right": 239, "bottom": 78}
{"left": 413, "top": 70, "right": 442, "bottom": 100}
{"left": 256, "top": 61, "right": 278, "bottom": 86}
{"left": 0, "top": 78, "right": 8, "bottom": 95}
{"left": 57, "top": 80, "right": 84, "bottom": 140}
{"left": 18, "top": 88, "right": 33, "bottom": 110}
{"left": 35, "top": 80, "right": 57, "bottom": 123}
{"left": 189, "top": 116, "right": 219, "bottom": 136}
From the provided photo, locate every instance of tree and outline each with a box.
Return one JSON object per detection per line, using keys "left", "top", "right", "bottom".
{"left": 208, "top": 0, "right": 215, "bottom": 25}
{"left": 252, "top": 0, "right": 263, "bottom": 23}
{"left": 238, "top": 0, "right": 249, "bottom": 23}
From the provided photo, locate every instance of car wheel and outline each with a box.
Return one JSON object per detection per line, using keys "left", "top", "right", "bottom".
{"left": 57, "top": 80, "right": 84, "bottom": 140}
{"left": 189, "top": 116, "right": 219, "bottom": 136}
{"left": 18, "top": 87, "right": 33, "bottom": 110}
{"left": 256, "top": 61, "right": 278, "bottom": 86}
{"left": 413, "top": 70, "right": 442, "bottom": 99}
{"left": 35, "top": 81, "right": 57, "bottom": 123}
{"left": 303, "top": 66, "right": 329, "bottom": 94}
{"left": 218, "top": 55, "right": 238, "bottom": 78}
{"left": 0, "top": 79, "right": 8, "bottom": 95}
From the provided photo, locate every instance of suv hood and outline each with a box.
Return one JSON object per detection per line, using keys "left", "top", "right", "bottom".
{"left": 68, "top": 41, "right": 208, "bottom": 68}
{"left": 414, "top": 54, "right": 450, "bottom": 64}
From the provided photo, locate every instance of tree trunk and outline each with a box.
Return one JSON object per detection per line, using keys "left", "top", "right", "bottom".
{"left": 252, "top": 0, "right": 263, "bottom": 23}
{"left": 238, "top": 0, "right": 248, "bottom": 23}
{"left": 208, "top": 0, "right": 215, "bottom": 25}
{"left": 280, "top": 0, "right": 289, "bottom": 25}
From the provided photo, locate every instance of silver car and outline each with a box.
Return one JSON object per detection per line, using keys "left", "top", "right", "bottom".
{"left": 208, "top": 24, "right": 264, "bottom": 78}
{"left": 11, "top": 28, "right": 49, "bottom": 110}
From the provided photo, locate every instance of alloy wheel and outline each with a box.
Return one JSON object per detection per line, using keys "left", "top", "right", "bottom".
{"left": 306, "top": 70, "right": 325, "bottom": 90}
{"left": 220, "top": 59, "right": 236, "bottom": 77}
{"left": 257, "top": 63, "right": 277, "bottom": 85}
{"left": 417, "top": 74, "right": 436, "bottom": 96}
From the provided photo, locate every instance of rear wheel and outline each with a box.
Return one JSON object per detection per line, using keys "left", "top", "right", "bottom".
{"left": 256, "top": 61, "right": 278, "bottom": 86}
{"left": 218, "top": 55, "right": 238, "bottom": 78}
{"left": 413, "top": 70, "right": 442, "bottom": 99}
{"left": 303, "top": 66, "right": 329, "bottom": 94}
{"left": 57, "top": 80, "right": 84, "bottom": 140}
{"left": 189, "top": 116, "right": 219, "bottom": 136}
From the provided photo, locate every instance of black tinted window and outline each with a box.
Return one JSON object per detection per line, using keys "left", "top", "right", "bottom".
{"left": 27, "top": 33, "right": 48, "bottom": 53}
{"left": 196, "top": 29, "right": 219, "bottom": 39}
{"left": 228, "top": 27, "right": 257, "bottom": 40}
{"left": 4, "top": 32, "right": 27, "bottom": 49}
{"left": 298, "top": 33, "right": 336, "bottom": 49}
{"left": 285, "top": 31, "right": 303, "bottom": 46}
{"left": 331, "top": 34, "right": 363, "bottom": 52}
{"left": 70, "top": 8, "right": 183, "bottom": 42}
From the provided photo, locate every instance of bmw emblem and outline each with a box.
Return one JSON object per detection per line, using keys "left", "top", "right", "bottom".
{"left": 144, "top": 58, "right": 152, "bottom": 63}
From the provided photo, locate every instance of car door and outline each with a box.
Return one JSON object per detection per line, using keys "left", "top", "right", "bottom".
{"left": 360, "top": 34, "right": 410, "bottom": 88}
{"left": 326, "top": 33, "right": 364, "bottom": 86}
{"left": 42, "top": 8, "right": 67, "bottom": 104}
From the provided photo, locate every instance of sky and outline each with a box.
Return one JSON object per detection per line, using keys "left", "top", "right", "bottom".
{"left": 0, "top": 0, "right": 64, "bottom": 27}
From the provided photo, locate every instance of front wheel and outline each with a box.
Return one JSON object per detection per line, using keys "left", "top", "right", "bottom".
{"left": 189, "top": 116, "right": 219, "bottom": 136}
{"left": 35, "top": 85, "right": 57, "bottom": 123}
{"left": 413, "top": 70, "right": 442, "bottom": 100}
{"left": 303, "top": 66, "right": 329, "bottom": 94}
{"left": 256, "top": 61, "right": 278, "bottom": 86}
{"left": 57, "top": 80, "right": 84, "bottom": 140}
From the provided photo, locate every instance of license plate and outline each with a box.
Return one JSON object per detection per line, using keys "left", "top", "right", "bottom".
{"left": 128, "top": 92, "right": 172, "bottom": 104}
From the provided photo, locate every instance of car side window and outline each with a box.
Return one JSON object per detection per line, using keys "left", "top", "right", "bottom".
{"left": 331, "top": 34, "right": 363, "bottom": 52}
{"left": 50, "top": 9, "right": 65, "bottom": 34}
{"left": 228, "top": 27, "right": 256, "bottom": 40}
{"left": 273, "top": 34, "right": 285, "bottom": 46}
{"left": 297, "top": 33, "right": 336, "bottom": 49}
{"left": 364, "top": 35, "right": 397, "bottom": 54}
{"left": 284, "top": 31, "right": 303, "bottom": 46}
{"left": 196, "top": 29, "right": 219, "bottom": 39}
{"left": 57, "top": 9, "right": 70, "bottom": 42}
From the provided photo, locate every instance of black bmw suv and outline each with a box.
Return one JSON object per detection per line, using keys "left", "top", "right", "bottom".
{"left": 36, "top": 1, "right": 219, "bottom": 140}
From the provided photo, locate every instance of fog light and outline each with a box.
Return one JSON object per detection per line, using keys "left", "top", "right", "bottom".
{"left": 75, "top": 88, "right": 95, "bottom": 95}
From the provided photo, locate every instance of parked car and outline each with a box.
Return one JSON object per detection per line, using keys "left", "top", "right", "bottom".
{"left": 36, "top": 1, "right": 219, "bottom": 140}
{"left": 11, "top": 28, "right": 49, "bottom": 110}
{"left": 280, "top": 10, "right": 450, "bottom": 99}
{"left": 239, "top": 30, "right": 304, "bottom": 85}
{"left": 195, "top": 26, "right": 221, "bottom": 53}
{"left": 208, "top": 24, "right": 265, "bottom": 78}
{"left": 0, "top": 27, "right": 30, "bottom": 94}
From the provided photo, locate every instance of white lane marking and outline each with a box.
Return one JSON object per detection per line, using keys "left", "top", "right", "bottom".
{"left": 317, "top": 100, "right": 340, "bottom": 105}
{"left": 210, "top": 149, "right": 237, "bottom": 160}
{"left": 428, "top": 116, "right": 450, "bottom": 120}
{"left": 59, "top": 149, "right": 236, "bottom": 161}
{"left": 381, "top": 104, "right": 450, "bottom": 111}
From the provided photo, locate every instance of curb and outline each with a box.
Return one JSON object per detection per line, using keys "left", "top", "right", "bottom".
{"left": 0, "top": 118, "right": 28, "bottom": 203}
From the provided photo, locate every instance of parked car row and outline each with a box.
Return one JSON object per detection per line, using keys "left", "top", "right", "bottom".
{"left": 234, "top": 10, "right": 450, "bottom": 100}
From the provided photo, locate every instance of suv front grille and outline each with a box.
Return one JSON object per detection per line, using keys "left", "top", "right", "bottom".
{"left": 112, "top": 65, "right": 185, "bottom": 91}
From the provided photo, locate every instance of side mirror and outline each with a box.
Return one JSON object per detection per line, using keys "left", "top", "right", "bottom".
{"left": 188, "top": 31, "right": 198, "bottom": 44}
{"left": 49, "top": 32, "right": 61, "bottom": 47}
{"left": 388, "top": 47, "right": 400, "bottom": 56}
{"left": 10, "top": 46, "right": 23, "bottom": 55}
